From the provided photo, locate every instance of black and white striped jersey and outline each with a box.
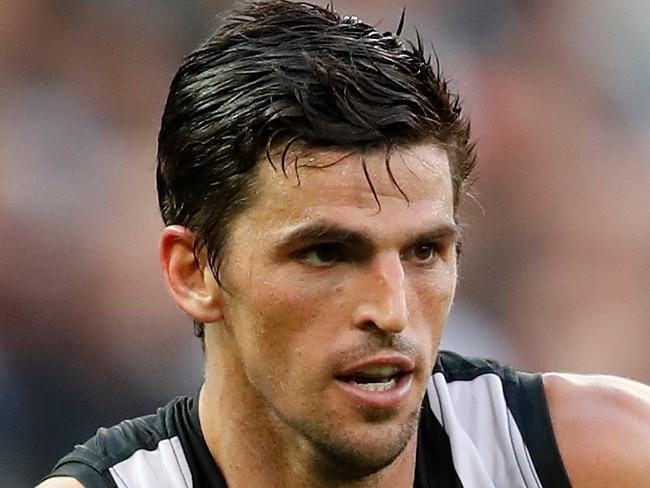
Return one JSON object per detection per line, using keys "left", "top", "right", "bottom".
{"left": 43, "top": 351, "right": 572, "bottom": 487}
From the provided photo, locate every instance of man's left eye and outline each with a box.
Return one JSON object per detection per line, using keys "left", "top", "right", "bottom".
{"left": 411, "top": 244, "right": 438, "bottom": 262}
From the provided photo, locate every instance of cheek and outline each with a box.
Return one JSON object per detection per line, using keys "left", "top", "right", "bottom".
{"left": 230, "top": 276, "right": 336, "bottom": 372}
{"left": 414, "top": 264, "right": 456, "bottom": 301}
{"left": 410, "top": 268, "right": 457, "bottom": 338}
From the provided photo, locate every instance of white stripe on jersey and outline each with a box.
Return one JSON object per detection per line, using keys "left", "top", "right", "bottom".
{"left": 108, "top": 436, "right": 192, "bottom": 488}
{"left": 427, "top": 372, "right": 543, "bottom": 488}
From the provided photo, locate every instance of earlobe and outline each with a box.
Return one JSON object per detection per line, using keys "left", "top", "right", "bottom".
{"left": 159, "top": 225, "right": 223, "bottom": 323}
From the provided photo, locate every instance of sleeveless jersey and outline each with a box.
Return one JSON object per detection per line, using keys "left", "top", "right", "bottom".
{"left": 42, "top": 351, "right": 572, "bottom": 487}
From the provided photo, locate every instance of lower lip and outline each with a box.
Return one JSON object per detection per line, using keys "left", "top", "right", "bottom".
{"left": 335, "top": 373, "right": 413, "bottom": 409}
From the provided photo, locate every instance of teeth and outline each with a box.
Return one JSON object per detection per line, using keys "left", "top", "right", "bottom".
{"left": 352, "top": 378, "right": 397, "bottom": 391}
{"left": 357, "top": 364, "right": 401, "bottom": 376}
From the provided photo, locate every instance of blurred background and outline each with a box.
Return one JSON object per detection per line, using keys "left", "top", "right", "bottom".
{"left": 1, "top": 0, "right": 648, "bottom": 484}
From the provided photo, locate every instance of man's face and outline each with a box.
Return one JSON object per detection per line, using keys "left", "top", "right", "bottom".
{"left": 213, "top": 143, "right": 457, "bottom": 476}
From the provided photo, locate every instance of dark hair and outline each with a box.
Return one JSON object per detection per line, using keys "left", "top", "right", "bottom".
{"left": 156, "top": 0, "right": 475, "bottom": 339}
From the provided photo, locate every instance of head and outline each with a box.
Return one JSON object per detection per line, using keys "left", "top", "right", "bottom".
{"left": 157, "top": 0, "right": 474, "bottom": 480}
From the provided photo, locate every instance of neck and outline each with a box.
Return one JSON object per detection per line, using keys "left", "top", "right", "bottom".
{"left": 198, "top": 335, "right": 418, "bottom": 488}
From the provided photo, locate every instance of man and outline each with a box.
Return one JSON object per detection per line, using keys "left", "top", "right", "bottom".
{"left": 38, "top": 1, "right": 649, "bottom": 487}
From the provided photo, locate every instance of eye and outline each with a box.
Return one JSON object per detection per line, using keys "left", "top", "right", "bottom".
{"left": 299, "top": 243, "right": 344, "bottom": 267}
{"left": 409, "top": 243, "right": 439, "bottom": 263}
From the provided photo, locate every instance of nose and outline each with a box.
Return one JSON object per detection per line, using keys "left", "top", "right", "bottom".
{"left": 352, "top": 251, "right": 409, "bottom": 334}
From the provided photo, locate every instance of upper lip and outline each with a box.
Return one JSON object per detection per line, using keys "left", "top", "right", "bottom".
{"left": 335, "top": 355, "right": 415, "bottom": 378}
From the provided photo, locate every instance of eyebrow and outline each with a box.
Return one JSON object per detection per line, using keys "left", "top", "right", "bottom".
{"left": 275, "top": 221, "right": 460, "bottom": 251}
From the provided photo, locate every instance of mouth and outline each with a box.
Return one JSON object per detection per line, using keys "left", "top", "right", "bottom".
{"left": 334, "top": 357, "right": 415, "bottom": 408}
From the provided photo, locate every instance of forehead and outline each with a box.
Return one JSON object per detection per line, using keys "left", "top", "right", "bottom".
{"left": 256, "top": 143, "right": 453, "bottom": 215}
{"left": 227, "top": 143, "right": 455, "bottom": 247}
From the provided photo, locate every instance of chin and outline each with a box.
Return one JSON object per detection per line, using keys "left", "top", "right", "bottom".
{"left": 304, "top": 407, "right": 420, "bottom": 482}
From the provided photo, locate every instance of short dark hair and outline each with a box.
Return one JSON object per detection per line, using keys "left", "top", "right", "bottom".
{"left": 156, "top": 0, "right": 475, "bottom": 338}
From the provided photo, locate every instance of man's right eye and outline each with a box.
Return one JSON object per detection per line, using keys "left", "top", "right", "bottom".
{"left": 299, "top": 243, "right": 343, "bottom": 267}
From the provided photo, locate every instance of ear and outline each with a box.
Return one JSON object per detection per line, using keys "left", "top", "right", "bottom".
{"left": 159, "top": 225, "right": 223, "bottom": 323}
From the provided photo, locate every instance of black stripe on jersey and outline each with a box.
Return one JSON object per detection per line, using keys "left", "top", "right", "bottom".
{"left": 435, "top": 350, "right": 510, "bottom": 380}
{"left": 503, "top": 372, "right": 573, "bottom": 488}
{"left": 177, "top": 395, "right": 227, "bottom": 487}
{"left": 415, "top": 393, "right": 463, "bottom": 488}
{"left": 43, "top": 461, "right": 118, "bottom": 488}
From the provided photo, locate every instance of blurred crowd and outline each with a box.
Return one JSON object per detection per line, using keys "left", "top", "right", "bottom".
{"left": 1, "top": 0, "right": 648, "bottom": 485}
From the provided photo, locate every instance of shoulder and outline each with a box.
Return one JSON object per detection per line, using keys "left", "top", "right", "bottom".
{"left": 543, "top": 372, "right": 650, "bottom": 488}
{"left": 41, "top": 396, "right": 196, "bottom": 488}
{"left": 35, "top": 477, "right": 86, "bottom": 488}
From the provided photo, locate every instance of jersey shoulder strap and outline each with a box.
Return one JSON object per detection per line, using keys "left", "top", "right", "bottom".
{"left": 41, "top": 396, "right": 224, "bottom": 488}
{"left": 425, "top": 351, "right": 572, "bottom": 488}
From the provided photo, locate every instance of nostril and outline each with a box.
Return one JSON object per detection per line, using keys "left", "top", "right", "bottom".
{"left": 356, "top": 319, "right": 380, "bottom": 332}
